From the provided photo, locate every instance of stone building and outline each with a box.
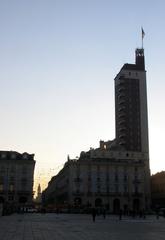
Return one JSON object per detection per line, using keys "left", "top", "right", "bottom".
{"left": 151, "top": 171, "right": 165, "bottom": 208}
{"left": 0, "top": 151, "right": 35, "bottom": 208}
{"left": 43, "top": 47, "right": 151, "bottom": 212}
{"left": 43, "top": 140, "right": 150, "bottom": 212}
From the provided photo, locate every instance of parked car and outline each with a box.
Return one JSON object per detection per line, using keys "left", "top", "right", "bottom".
{"left": 27, "top": 208, "right": 37, "bottom": 213}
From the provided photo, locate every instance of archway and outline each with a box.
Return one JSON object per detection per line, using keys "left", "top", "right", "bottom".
{"left": 19, "top": 196, "right": 27, "bottom": 204}
{"left": 95, "top": 198, "right": 102, "bottom": 207}
{"left": 74, "top": 197, "right": 82, "bottom": 206}
{"left": 123, "top": 204, "right": 128, "bottom": 215}
{"left": 0, "top": 196, "right": 4, "bottom": 203}
{"left": 113, "top": 198, "right": 120, "bottom": 214}
{"left": 133, "top": 199, "right": 140, "bottom": 212}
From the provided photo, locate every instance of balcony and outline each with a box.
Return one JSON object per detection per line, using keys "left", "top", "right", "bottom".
{"left": 8, "top": 190, "right": 15, "bottom": 194}
{"left": 17, "top": 191, "right": 31, "bottom": 195}
{"left": 0, "top": 190, "right": 6, "bottom": 194}
{"left": 118, "top": 113, "right": 126, "bottom": 118}
{"left": 133, "top": 179, "right": 141, "bottom": 184}
{"left": 72, "top": 191, "right": 84, "bottom": 196}
{"left": 122, "top": 192, "right": 129, "bottom": 196}
{"left": 118, "top": 119, "right": 126, "bottom": 125}
{"left": 119, "top": 140, "right": 126, "bottom": 145}
{"left": 118, "top": 79, "right": 125, "bottom": 85}
{"left": 118, "top": 106, "right": 126, "bottom": 112}
{"left": 119, "top": 134, "right": 126, "bottom": 139}
{"left": 118, "top": 86, "right": 125, "bottom": 92}
{"left": 119, "top": 127, "right": 126, "bottom": 135}
{"left": 132, "top": 193, "right": 143, "bottom": 197}
{"left": 87, "top": 192, "right": 92, "bottom": 196}
{"left": 118, "top": 99, "right": 125, "bottom": 105}
{"left": 118, "top": 93, "right": 125, "bottom": 99}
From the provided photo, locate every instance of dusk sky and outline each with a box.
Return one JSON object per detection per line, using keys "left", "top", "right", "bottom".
{"left": 0, "top": 0, "right": 165, "bottom": 192}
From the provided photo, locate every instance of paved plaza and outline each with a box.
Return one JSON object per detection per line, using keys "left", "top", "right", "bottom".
{"left": 0, "top": 213, "right": 165, "bottom": 240}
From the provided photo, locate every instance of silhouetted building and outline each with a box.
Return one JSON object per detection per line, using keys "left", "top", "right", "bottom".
{"left": 43, "top": 48, "right": 150, "bottom": 212}
{"left": 43, "top": 143, "right": 149, "bottom": 212}
{"left": 0, "top": 151, "right": 35, "bottom": 208}
{"left": 151, "top": 171, "right": 165, "bottom": 208}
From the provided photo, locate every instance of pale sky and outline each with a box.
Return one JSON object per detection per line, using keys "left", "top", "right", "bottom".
{"left": 0, "top": 0, "right": 165, "bottom": 193}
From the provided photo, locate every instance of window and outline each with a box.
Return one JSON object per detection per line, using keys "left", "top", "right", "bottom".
{"left": 1, "top": 154, "right": 6, "bottom": 159}
{"left": 97, "top": 185, "right": 100, "bottom": 193}
{"left": 9, "top": 184, "right": 14, "bottom": 192}
{"left": 97, "top": 177, "right": 100, "bottom": 182}
{"left": 135, "top": 185, "right": 138, "bottom": 193}
{"left": 0, "top": 176, "right": 4, "bottom": 183}
{"left": 11, "top": 154, "right": 16, "bottom": 159}
{"left": 124, "top": 175, "right": 127, "bottom": 182}
{"left": 88, "top": 176, "right": 91, "bottom": 181}
{"left": 8, "top": 196, "right": 14, "bottom": 201}
{"left": 115, "top": 174, "right": 118, "bottom": 182}
{"left": 0, "top": 166, "right": 5, "bottom": 173}
{"left": 22, "top": 166, "right": 27, "bottom": 175}
{"left": 23, "top": 154, "right": 28, "bottom": 160}
{"left": 0, "top": 184, "right": 3, "bottom": 191}
{"left": 124, "top": 185, "right": 128, "bottom": 193}
{"left": 10, "top": 176, "right": 15, "bottom": 182}
{"left": 74, "top": 177, "right": 81, "bottom": 182}
{"left": 10, "top": 166, "right": 15, "bottom": 173}
{"left": 76, "top": 189, "right": 80, "bottom": 194}
{"left": 135, "top": 167, "right": 138, "bottom": 172}
{"left": 21, "top": 178, "right": 27, "bottom": 187}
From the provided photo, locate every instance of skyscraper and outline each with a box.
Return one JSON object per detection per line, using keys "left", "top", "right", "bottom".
{"left": 115, "top": 48, "right": 149, "bottom": 154}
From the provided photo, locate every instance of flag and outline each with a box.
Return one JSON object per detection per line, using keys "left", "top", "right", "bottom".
{"left": 142, "top": 27, "right": 145, "bottom": 39}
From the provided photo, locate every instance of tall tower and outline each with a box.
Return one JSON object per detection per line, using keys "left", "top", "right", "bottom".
{"left": 115, "top": 48, "right": 149, "bottom": 155}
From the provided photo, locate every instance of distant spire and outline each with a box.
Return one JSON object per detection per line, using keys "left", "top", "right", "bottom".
{"left": 37, "top": 184, "right": 41, "bottom": 195}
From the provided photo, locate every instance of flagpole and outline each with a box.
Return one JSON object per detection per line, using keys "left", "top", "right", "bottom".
{"left": 141, "top": 27, "right": 145, "bottom": 49}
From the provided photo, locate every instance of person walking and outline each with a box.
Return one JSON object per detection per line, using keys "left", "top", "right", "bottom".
{"left": 102, "top": 208, "right": 106, "bottom": 219}
{"left": 92, "top": 208, "right": 96, "bottom": 222}
{"left": 156, "top": 208, "right": 159, "bottom": 219}
{"left": 119, "top": 209, "right": 122, "bottom": 220}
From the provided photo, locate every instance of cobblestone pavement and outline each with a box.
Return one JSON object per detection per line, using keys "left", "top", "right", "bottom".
{"left": 0, "top": 213, "right": 165, "bottom": 240}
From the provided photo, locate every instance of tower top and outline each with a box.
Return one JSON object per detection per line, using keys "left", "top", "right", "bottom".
{"left": 120, "top": 48, "right": 145, "bottom": 72}
{"left": 135, "top": 48, "right": 145, "bottom": 71}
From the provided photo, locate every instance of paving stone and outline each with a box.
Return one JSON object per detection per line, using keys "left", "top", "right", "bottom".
{"left": 0, "top": 214, "right": 165, "bottom": 240}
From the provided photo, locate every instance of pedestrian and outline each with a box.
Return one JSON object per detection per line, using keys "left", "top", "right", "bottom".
{"left": 163, "top": 209, "right": 165, "bottom": 218}
{"left": 156, "top": 208, "right": 159, "bottom": 219}
{"left": 92, "top": 208, "right": 96, "bottom": 222}
{"left": 102, "top": 208, "right": 106, "bottom": 219}
{"left": 142, "top": 209, "right": 146, "bottom": 219}
{"left": 119, "top": 209, "right": 122, "bottom": 220}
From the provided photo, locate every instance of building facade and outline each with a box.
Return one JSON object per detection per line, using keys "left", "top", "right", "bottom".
{"left": 43, "top": 48, "right": 151, "bottom": 212}
{"left": 0, "top": 151, "right": 35, "bottom": 208}
{"left": 151, "top": 172, "right": 165, "bottom": 208}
